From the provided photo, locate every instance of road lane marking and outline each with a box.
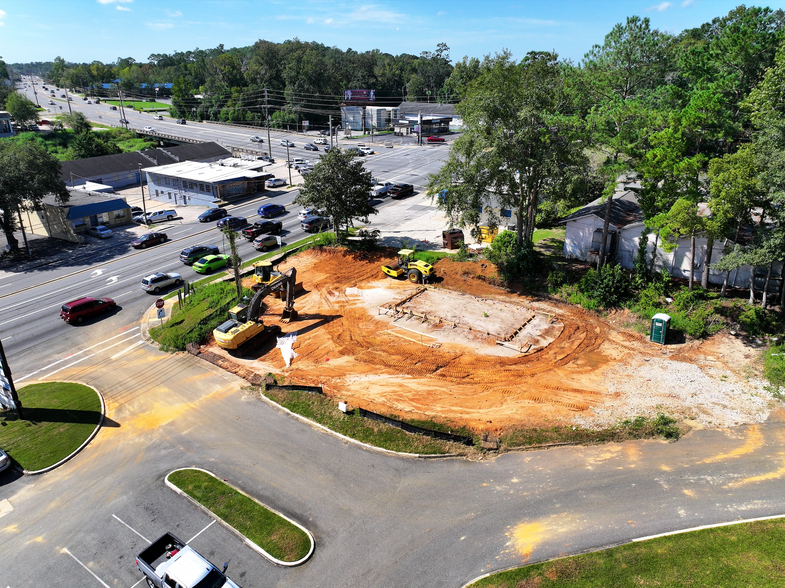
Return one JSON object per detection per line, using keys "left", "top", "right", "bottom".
{"left": 188, "top": 520, "right": 216, "bottom": 543}
{"left": 17, "top": 329, "right": 140, "bottom": 382}
{"left": 39, "top": 354, "right": 95, "bottom": 380}
{"left": 112, "top": 514, "right": 151, "bottom": 544}
{"left": 109, "top": 340, "right": 145, "bottom": 360}
{"left": 62, "top": 548, "right": 111, "bottom": 588}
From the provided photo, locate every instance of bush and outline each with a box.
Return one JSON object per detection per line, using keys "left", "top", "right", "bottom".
{"left": 738, "top": 305, "right": 778, "bottom": 337}
{"left": 453, "top": 242, "right": 470, "bottom": 262}
{"left": 149, "top": 282, "right": 252, "bottom": 350}
{"left": 578, "top": 263, "right": 632, "bottom": 308}
{"left": 346, "top": 228, "right": 380, "bottom": 251}
{"left": 485, "top": 231, "right": 539, "bottom": 283}
{"left": 765, "top": 344, "right": 785, "bottom": 394}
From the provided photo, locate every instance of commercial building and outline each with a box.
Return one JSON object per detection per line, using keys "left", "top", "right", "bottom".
{"left": 143, "top": 158, "right": 273, "bottom": 206}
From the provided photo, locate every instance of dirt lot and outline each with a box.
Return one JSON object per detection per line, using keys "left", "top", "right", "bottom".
{"left": 202, "top": 248, "right": 776, "bottom": 435}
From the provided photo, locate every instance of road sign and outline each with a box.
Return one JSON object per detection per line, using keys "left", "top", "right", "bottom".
{"left": 155, "top": 298, "right": 165, "bottom": 309}
{"left": 157, "top": 308, "right": 165, "bottom": 319}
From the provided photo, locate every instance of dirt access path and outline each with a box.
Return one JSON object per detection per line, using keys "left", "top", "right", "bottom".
{"left": 203, "top": 248, "right": 775, "bottom": 435}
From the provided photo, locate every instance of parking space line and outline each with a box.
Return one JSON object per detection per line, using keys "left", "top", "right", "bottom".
{"left": 112, "top": 514, "right": 151, "bottom": 544}
{"left": 62, "top": 548, "right": 111, "bottom": 588}
{"left": 188, "top": 520, "right": 216, "bottom": 543}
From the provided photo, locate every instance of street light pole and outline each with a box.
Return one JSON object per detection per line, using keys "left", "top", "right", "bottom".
{"left": 286, "top": 141, "right": 292, "bottom": 185}
{"left": 138, "top": 164, "right": 149, "bottom": 227}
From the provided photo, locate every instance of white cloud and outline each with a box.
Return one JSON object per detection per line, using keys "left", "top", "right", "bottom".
{"left": 146, "top": 22, "right": 174, "bottom": 30}
{"left": 98, "top": 0, "right": 132, "bottom": 4}
{"left": 306, "top": 17, "right": 314, "bottom": 24}
{"left": 166, "top": 10, "right": 183, "bottom": 17}
{"left": 0, "top": 9, "right": 5, "bottom": 26}
{"left": 681, "top": 0, "right": 694, "bottom": 5}
{"left": 116, "top": 5, "right": 131, "bottom": 11}
{"left": 325, "top": 18, "right": 333, "bottom": 24}
{"left": 437, "top": 11, "right": 447, "bottom": 16}
{"left": 345, "top": 5, "right": 408, "bottom": 25}
{"left": 647, "top": 2, "right": 672, "bottom": 11}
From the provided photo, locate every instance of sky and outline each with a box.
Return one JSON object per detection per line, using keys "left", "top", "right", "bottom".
{"left": 2, "top": 0, "right": 785, "bottom": 66}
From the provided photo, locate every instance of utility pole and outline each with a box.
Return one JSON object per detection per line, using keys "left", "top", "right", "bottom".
{"left": 329, "top": 114, "right": 333, "bottom": 149}
{"left": 418, "top": 112, "right": 422, "bottom": 146}
{"left": 138, "top": 164, "right": 149, "bottom": 227}
{"left": 119, "top": 90, "right": 128, "bottom": 127}
{"left": 264, "top": 89, "right": 272, "bottom": 155}
{"left": 286, "top": 141, "right": 292, "bottom": 185}
{"left": 64, "top": 87, "right": 72, "bottom": 114}
{"left": 31, "top": 81, "right": 40, "bottom": 107}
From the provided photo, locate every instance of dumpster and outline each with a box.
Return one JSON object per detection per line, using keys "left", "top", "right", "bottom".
{"left": 650, "top": 313, "right": 671, "bottom": 344}
{"left": 442, "top": 228, "right": 465, "bottom": 250}
{"left": 477, "top": 226, "right": 498, "bottom": 243}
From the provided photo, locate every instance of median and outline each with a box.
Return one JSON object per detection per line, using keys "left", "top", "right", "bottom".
{"left": 166, "top": 468, "right": 314, "bottom": 565}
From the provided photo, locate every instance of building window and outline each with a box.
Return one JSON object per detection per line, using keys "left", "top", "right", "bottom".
{"left": 199, "top": 183, "right": 204, "bottom": 192}
{"left": 501, "top": 209, "right": 512, "bottom": 218}
{"left": 168, "top": 192, "right": 172, "bottom": 200}
{"left": 165, "top": 177, "right": 170, "bottom": 185}
{"left": 155, "top": 189, "right": 159, "bottom": 197}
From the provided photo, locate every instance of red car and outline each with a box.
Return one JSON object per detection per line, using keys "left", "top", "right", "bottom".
{"left": 426, "top": 136, "right": 446, "bottom": 143}
{"left": 60, "top": 297, "right": 116, "bottom": 324}
{"left": 131, "top": 232, "right": 167, "bottom": 249}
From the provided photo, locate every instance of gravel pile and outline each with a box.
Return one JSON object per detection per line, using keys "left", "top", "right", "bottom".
{"left": 572, "top": 357, "right": 776, "bottom": 429}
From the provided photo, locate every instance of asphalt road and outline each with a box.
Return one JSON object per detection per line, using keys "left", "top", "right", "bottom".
{"left": 1, "top": 338, "right": 784, "bottom": 587}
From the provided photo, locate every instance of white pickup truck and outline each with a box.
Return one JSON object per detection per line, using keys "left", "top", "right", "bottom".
{"left": 136, "top": 532, "right": 242, "bottom": 588}
{"left": 135, "top": 209, "right": 177, "bottom": 223}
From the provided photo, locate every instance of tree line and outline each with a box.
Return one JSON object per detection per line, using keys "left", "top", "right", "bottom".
{"left": 428, "top": 5, "right": 785, "bottom": 308}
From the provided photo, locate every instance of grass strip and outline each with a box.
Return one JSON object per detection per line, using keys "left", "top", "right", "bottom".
{"left": 260, "top": 386, "right": 471, "bottom": 455}
{"left": 0, "top": 382, "right": 101, "bottom": 471}
{"left": 167, "top": 469, "right": 310, "bottom": 562}
{"left": 471, "top": 518, "right": 785, "bottom": 587}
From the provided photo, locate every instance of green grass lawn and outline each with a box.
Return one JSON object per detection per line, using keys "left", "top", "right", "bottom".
{"left": 472, "top": 518, "right": 785, "bottom": 587}
{"left": 103, "top": 99, "right": 167, "bottom": 111}
{"left": 0, "top": 382, "right": 102, "bottom": 471}
{"left": 532, "top": 227, "right": 565, "bottom": 244}
{"left": 260, "top": 386, "right": 473, "bottom": 455}
{"left": 167, "top": 469, "right": 311, "bottom": 562}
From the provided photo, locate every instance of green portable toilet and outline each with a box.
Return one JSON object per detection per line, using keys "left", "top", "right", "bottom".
{"left": 650, "top": 313, "right": 671, "bottom": 345}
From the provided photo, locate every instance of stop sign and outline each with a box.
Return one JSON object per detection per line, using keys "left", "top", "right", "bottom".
{"left": 155, "top": 298, "right": 165, "bottom": 309}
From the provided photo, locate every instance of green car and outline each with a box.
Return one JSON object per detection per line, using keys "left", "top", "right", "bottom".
{"left": 192, "top": 254, "right": 232, "bottom": 274}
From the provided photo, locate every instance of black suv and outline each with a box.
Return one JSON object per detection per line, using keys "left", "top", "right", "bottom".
{"left": 217, "top": 216, "right": 248, "bottom": 230}
{"left": 176, "top": 119, "right": 186, "bottom": 124}
{"left": 180, "top": 245, "right": 220, "bottom": 265}
{"left": 241, "top": 220, "right": 283, "bottom": 240}
{"left": 301, "top": 215, "right": 331, "bottom": 233}
{"left": 389, "top": 183, "right": 414, "bottom": 198}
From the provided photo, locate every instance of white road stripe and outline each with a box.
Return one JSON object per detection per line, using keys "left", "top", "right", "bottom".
{"left": 62, "top": 548, "right": 111, "bottom": 588}
{"left": 17, "top": 328, "right": 140, "bottom": 382}
{"left": 112, "top": 514, "right": 151, "bottom": 544}
{"left": 109, "top": 340, "right": 145, "bottom": 360}
{"left": 39, "top": 354, "right": 95, "bottom": 380}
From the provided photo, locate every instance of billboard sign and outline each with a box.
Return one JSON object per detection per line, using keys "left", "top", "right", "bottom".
{"left": 343, "top": 89, "right": 375, "bottom": 102}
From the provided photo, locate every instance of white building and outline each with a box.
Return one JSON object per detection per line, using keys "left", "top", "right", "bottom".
{"left": 144, "top": 158, "right": 272, "bottom": 206}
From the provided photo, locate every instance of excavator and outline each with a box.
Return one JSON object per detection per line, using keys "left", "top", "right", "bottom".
{"left": 251, "top": 260, "right": 304, "bottom": 296}
{"left": 213, "top": 267, "right": 298, "bottom": 350}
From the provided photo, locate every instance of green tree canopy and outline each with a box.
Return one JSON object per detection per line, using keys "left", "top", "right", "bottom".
{"left": 0, "top": 138, "right": 69, "bottom": 252}
{"left": 294, "top": 148, "right": 375, "bottom": 237}
{"left": 5, "top": 93, "right": 38, "bottom": 130}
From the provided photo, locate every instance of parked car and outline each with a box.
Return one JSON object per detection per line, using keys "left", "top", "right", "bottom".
{"left": 371, "top": 184, "right": 393, "bottom": 198}
{"left": 280, "top": 139, "right": 295, "bottom": 146}
{"left": 258, "top": 203, "right": 286, "bottom": 218}
{"left": 345, "top": 147, "right": 365, "bottom": 156}
{"left": 198, "top": 208, "right": 228, "bottom": 222}
{"left": 86, "top": 225, "right": 113, "bottom": 239}
{"left": 241, "top": 220, "right": 283, "bottom": 240}
{"left": 216, "top": 216, "right": 248, "bottom": 230}
{"left": 301, "top": 215, "right": 331, "bottom": 232}
{"left": 153, "top": 115, "right": 163, "bottom": 120}
{"left": 143, "top": 126, "right": 155, "bottom": 132}
{"left": 426, "top": 136, "right": 446, "bottom": 143}
{"left": 304, "top": 143, "right": 318, "bottom": 151}
{"left": 253, "top": 234, "right": 280, "bottom": 251}
{"left": 0, "top": 448, "right": 10, "bottom": 473}
{"left": 388, "top": 183, "right": 414, "bottom": 198}
{"left": 250, "top": 135, "right": 265, "bottom": 143}
{"left": 131, "top": 232, "right": 167, "bottom": 249}
{"left": 135, "top": 209, "right": 177, "bottom": 223}
{"left": 141, "top": 272, "right": 182, "bottom": 293}
{"left": 260, "top": 155, "right": 275, "bottom": 163}
{"left": 130, "top": 206, "right": 143, "bottom": 215}
{"left": 314, "top": 137, "right": 328, "bottom": 145}
{"left": 192, "top": 255, "right": 232, "bottom": 274}
{"left": 60, "top": 297, "right": 117, "bottom": 324}
{"left": 176, "top": 118, "right": 186, "bottom": 124}
{"left": 287, "top": 157, "right": 307, "bottom": 168}
{"left": 266, "top": 178, "right": 286, "bottom": 188}
{"left": 180, "top": 245, "right": 220, "bottom": 265}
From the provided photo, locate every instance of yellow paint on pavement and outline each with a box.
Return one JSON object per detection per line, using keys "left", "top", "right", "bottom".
{"left": 507, "top": 514, "right": 577, "bottom": 561}
{"left": 700, "top": 426, "right": 764, "bottom": 464}
{"left": 725, "top": 455, "right": 785, "bottom": 488}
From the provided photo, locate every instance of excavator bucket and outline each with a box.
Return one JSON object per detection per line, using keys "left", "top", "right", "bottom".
{"left": 281, "top": 308, "right": 298, "bottom": 323}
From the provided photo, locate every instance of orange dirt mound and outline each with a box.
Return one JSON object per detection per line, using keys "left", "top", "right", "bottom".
{"left": 206, "top": 248, "right": 752, "bottom": 434}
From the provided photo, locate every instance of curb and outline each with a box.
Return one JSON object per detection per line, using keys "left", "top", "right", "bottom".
{"left": 23, "top": 382, "right": 106, "bottom": 475}
{"left": 164, "top": 467, "right": 315, "bottom": 567}
{"left": 460, "top": 513, "right": 785, "bottom": 587}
